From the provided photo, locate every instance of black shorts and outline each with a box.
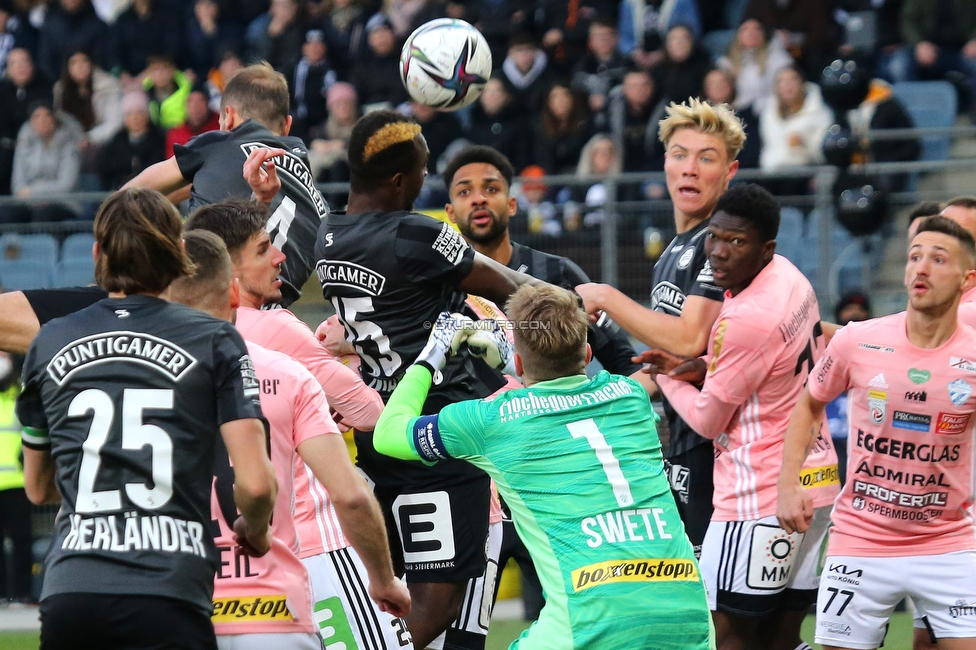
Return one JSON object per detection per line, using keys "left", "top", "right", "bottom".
{"left": 374, "top": 474, "right": 491, "bottom": 583}
{"left": 40, "top": 592, "right": 216, "bottom": 650}
{"left": 664, "top": 443, "right": 715, "bottom": 559}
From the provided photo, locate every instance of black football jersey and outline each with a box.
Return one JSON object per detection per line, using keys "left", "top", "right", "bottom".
{"left": 315, "top": 210, "right": 505, "bottom": 486}
{"left": 650, "top": 219, "right": 725, "bottom": 457}
{"left": 175, "top": 119, "right": 328, "bottom": 307}
{"left": 17, "top": 295, "right": 262, "bottom": 612}
{"left": 506, "top": 241, "right": 640, "bottom": 376}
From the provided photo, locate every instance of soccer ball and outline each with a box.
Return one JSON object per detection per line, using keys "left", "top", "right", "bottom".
{"left": 400, "top": 19, "right": 492, "bottom": 111}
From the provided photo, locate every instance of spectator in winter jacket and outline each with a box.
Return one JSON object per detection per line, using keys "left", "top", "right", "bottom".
{"left": 0, "top": 48, "right": 51, "bottom": 195}
{"left": 3, "top": 101, "right": 82, "bottom": 223}
{"left": 618, "top": 0, "right": 701, "bottom": 70}
{"left": 53, "top": 48, "right": 123, "bottom": 169}
{"left": 36, "top": 0, "right": 110, "bottom": 82}
{"left": 501, "top": 32, "right": 554, "bottom": 112}
{"left": 533, "top": 82, "right": 593, "bottom": 175}
{"left": 609, "top": 67, "right": 667, "bottom": 172}
{"left": 142, "top": 54, "right": 193, "bottom": 129}
{"left": 572, "top": 21, "right": 629, "bottom": 115}
{"left": 164, "top": 86, "right": 219, "bottom": 158}
{"left": 287, "top": 29, "right": 338, "bottom": 143}
{"left": 184, "top": 0, "right": 243, "bottom": 80}
{"left": 351, "top": 13, "right": 408, "bottom": 110}
{"left": 466, "top": 76, "right": 532, "bottom": 171}
{"left": 718, "top": 18, "right": 794, "bottom": 113}
{"left": 650, "top": 24, "right": 711, "bottom": 105}
{"left": 759, "top": 65, "right": 834, "bottom": 192}
{"left": 246, "top": 0, "right": 306, "bottom": 73}
{"left": 98, "top": 91, "right": 165, "bottom": 190}
{"left": 112, "top": 0, "right": 182, "bottom": 78}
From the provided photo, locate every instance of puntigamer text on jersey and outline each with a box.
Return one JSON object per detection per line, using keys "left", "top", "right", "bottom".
{"left": 46, "top": 332, "right": 198, "bottom": 385}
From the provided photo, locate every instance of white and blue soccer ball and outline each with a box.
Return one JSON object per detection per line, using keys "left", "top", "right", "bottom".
{"left": 399, "top": 19, "right": 492, "bottom": 111}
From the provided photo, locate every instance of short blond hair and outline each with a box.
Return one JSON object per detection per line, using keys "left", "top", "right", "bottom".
{"left": 658, "top": 97, "right": 746, "bottom": 161}
{"left": 505, "top": 285, "right": 589, "bottom": 381}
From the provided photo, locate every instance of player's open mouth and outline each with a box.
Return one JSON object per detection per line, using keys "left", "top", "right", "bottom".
{"left": 471, "top": 210, "right": 492, "bottom": 225}
{"left": 677, "top": 185, "right": 700, "bottom": 197}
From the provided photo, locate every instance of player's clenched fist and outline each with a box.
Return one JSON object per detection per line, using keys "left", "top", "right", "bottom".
{"left": 369, "top": 576, "right": 412, "bottom": 618}
{"left": 776, "top": 476, "right": 814, "bottom": 534}
{"left": 466, "top": 321, "right": 517, "bottom": 376}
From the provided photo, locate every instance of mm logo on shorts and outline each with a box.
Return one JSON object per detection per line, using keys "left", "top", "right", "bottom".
{"left": 212, "top": 595, "right": 293, "bottom": 623}
{"left": 571, "top": 559, "right": 698, "bottom": 592}
{"left": 799, "top": 465, "right": 840, "bottom": 489}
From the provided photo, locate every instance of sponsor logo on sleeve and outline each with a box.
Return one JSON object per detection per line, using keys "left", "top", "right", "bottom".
{"left": 571, "top": 558, "right": 698, "bottom": 591}
{"left": 816, "top": 355, "right": 834, "bottom": 384}
{"left": 892, "top": 411, "right": 931, "bottom": 432}
{"left": 868, "top": 390, "right": 887, "bottom": 424}
{"left": 677, "top": 247, "right": 695, "bottom": 269}
{"left": 709, "top": 319, "right": 729, "bottom": 373}
{"left": 949, "top": 379, "right": 972, "bottom": 407}
{"left": 858, "top": 343, "right": 895, "bottom": 353}
{"left": 908, "top": 368, "right": 931, "bottom": 384}
{"left": 411, "top": 415, "right": 449, "bottom": 461}
{"left": 951, "top": 357, "right": 976, "bottom": 373}
{"left": 239, "top": 354, "right": 259, "bottom": 397}
{"left": 432, "top": 222, "right": 469, "bottom": 265}
{"left": 212, "top": 595, "right": 294, "bottom": 623}
{"left": 936, "top": 412, "right": 971, "bottom": 435}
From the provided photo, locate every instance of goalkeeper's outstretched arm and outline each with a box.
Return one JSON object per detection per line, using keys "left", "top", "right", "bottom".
{"left": 373, "top": 365, "right": 435, "bottom": 461}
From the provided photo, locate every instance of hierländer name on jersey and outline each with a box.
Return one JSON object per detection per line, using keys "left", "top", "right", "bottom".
{"left": 47, "top": 331, "right": 197, "bottom": 385}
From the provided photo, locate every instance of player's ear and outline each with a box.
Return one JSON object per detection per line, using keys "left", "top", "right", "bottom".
{"left": 763, "top": 239, "right": 776, "bottom": 263}
{"left": 962, "top": 268, "right": 976, "bottom": 294}
{"left": 585, "top": 344, "right": 593, "bottom": 365}
{"left": 282, "top": 115, "right": 292, "bottom": 136}
{"left": 91, "top": 241, "right": 99, "bottom": 262}
{"left": 229, "top": 277, "right": 241, "bottom": 310}
{"left": 445, "top": 201, "right": 457, "bottom": 224}
{"left": 507, "top": 194, "right": 517, "bottom": 217}
{"left": 514, "top": 352, "right": 524, "bottom": 378}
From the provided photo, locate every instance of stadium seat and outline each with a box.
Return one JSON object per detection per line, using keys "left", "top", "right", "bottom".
{"left": 891, "top": 81, "right": 956, "bottom": 162}
{"left": 0, "top": 259, "right": 54, "bottom": 290}
{"left": 54, "top": 257, "right": 96, "bottom": 288}
{"left": 0, "top": 233, "right": 59, "bottom": 267}
{"left": 61, "top": 232, "right": 96, "bottom": 261}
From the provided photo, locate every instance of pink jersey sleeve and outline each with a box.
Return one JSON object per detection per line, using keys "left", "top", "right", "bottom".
{"left": 959, "top": 302, "right": 976, "bottom": 330}
{"left": 808, "top": 326, "right": 854, "bottom": 405}
{"left": 237, "top": 308, "right": 385, "bottom": 431}
{"left": 655, "top": 374, "right": 740, "bottom": 440}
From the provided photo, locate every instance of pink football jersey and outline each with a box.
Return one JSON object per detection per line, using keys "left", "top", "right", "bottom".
{"left": 211, "top": 342, "right": 329, "bottom": 635}
{"left": 658, "top": 255, "right": 839, "bottom": 521}
{"left": 809, "top": 312, "right": 976, "bottom": 557}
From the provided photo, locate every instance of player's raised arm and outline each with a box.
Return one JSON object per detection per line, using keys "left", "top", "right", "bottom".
{"left": 220, "top": 417, "right": 277, "bottom": 557}
{"left": 776, "top": 388, "right": 828, "bottom": 534}
{"left": 459, "top": 251, "right": 547, "bottom": 307}
{"left": 373, "top": 312, "right": 474, "bottom": 460}
{"left": 0, "top": 291, "right": 41, "bottom": 355}
{"left": 123, "top": 156, "right": 189, "bottom": 197}
{"left": 577, "top": 283, "right": 723, "bottom": 357}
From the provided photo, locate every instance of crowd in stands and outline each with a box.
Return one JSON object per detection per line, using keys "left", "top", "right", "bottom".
{"left": 0, "top": 0, "right": 972, "bottom": 232}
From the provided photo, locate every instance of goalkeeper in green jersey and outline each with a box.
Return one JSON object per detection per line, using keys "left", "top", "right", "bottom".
{"left": 373, "top": 284, "right": 713, "bottom": 650}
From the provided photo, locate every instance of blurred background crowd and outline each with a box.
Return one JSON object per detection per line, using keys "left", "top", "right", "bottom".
{"left": 0, "top": 0, "right": 972, "bottom": 233}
